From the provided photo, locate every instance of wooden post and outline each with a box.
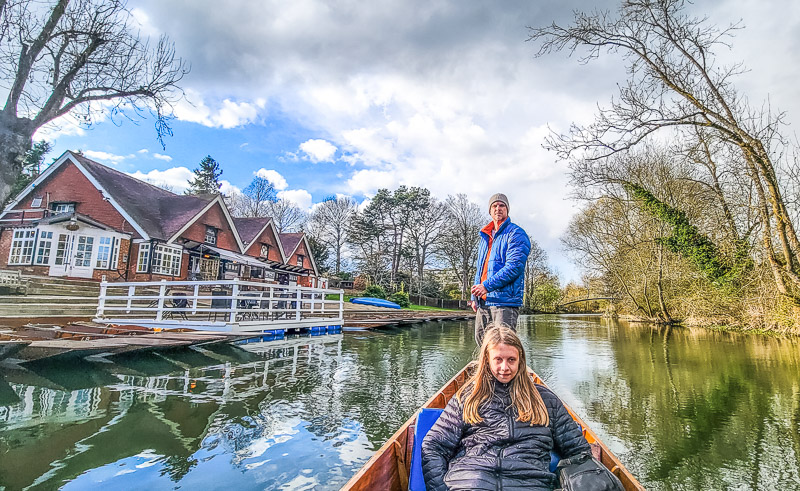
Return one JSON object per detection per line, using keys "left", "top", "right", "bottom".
{"left": 96, "top": 278, "right": 108, "bottom": 318}
{"left": 230, "top": 278, "right": 239, "bottom": 323}
{"left": 126, "top": 285, "right": 135, "bottom": 313}
{"left": 192, "top": 284, "right": 199, "bottom": 314}
{"left": 339, "top": 291, "right": 344, "bottom": 322}
{"left": 156, "top": 280, "right": 166, "bottom": 321}
{"left": 295, "top": 287, "right": 301, "bottom": 320}
{"left": 268, "top": 286, "right": 274, "bottom": 320}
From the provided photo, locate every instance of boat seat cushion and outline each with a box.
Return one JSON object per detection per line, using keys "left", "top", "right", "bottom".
{"left": 409, "top": 408, "right": 444, "bottom": 491}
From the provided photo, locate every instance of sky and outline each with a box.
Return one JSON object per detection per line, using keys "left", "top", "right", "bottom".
{"left": 32, "top": 0, "right": 800, "bottom": 283}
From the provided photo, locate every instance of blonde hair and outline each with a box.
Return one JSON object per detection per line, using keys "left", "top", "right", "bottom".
{"left": 459, "top": 326, "right": 549, "bottom": 426}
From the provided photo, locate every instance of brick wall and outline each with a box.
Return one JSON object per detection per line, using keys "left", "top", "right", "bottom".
{"left": 244, "top": 225, "right": 283, "bottom": 262}
{"left": 7, "top": 160, "right": 140, "bottom": 237}
{"left": 179, "top": 202, "right": 239, "bottom": 251}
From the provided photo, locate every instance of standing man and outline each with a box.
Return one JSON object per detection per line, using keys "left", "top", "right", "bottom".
{"left": 470, "top": 193, "right": 531, "bottom": 345}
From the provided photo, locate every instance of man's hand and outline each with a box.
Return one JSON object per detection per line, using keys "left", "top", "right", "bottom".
{"left": 470, "top": 283, "right": 487, "bottom": 298}
{"left": 469, "top": 300, "right": 478, "bottom": 312}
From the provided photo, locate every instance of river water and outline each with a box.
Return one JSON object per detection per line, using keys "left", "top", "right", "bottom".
{"left": 1, "top": 315, "right": 799, "bottom": 490}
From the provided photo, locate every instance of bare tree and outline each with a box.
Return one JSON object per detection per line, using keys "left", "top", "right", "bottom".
{"left": 439, "top": 194, "right": 484, "bottom": 299}
{"left": 307, "top": 196, "right": 356, "bottom": 274}
{"left": 0, "top": 0, "right": 188, "bottom": 203}
{"left": 267, "top": 199, "right": 306, "bottom": 233}
{"left": 228, "top": 176, "right": 276, "bottom": 217}
{"left": 406, "top": 197, "right": 448, "bottom": 296}
{"left": 529, "top": 0, "right": 800, "bottom": 313}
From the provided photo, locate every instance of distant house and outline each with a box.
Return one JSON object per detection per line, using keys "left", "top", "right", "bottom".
{"left": 0, "top": 151, "right": 322, "bottom": 286}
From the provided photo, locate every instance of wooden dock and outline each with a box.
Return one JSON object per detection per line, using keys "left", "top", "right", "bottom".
{"left": 0, "top": 322, "right": 258, "bottom": 364}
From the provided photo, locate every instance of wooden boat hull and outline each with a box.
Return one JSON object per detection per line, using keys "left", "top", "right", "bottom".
{"left": 342, "top": 366, "right": 644, "bottom": 491}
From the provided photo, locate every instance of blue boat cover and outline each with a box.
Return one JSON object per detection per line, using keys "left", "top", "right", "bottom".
{"left": 349, "top": 297, "right": 402, "bottom": 309}
{"left": 409, "top": 408, "right": 444, "bottom": 491}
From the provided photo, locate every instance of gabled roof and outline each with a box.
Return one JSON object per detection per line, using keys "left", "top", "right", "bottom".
{"left": 71, "top": 152, "right": 202, "bottom": 240}
{"left": 279, "top": 232, "right": 303, "bottom": 256}
{"left": 1, "top": 151, "right": 234, "bottom": 243}
{"left": 166, "top": 195, "right": 245, "bottom": 251}
{"left": 233, "top": 217, "right": 287, "bottom": 261}
{"left": 279, "top": 232, "right": 319, "bottom": 276}
{"left": 233, "top": 217, "right": 271, "bottom": 245}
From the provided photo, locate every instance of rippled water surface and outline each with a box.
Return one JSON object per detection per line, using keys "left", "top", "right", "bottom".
{"left": 1, "top": 316, "right": 799, "bottom": 490}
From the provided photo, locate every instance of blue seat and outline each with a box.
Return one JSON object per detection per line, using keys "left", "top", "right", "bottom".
{"left": 408, "top": 408, "right": 444, "bottom": 491}
{"left": 407, "top": 407, "right": 566, "bottom": 490}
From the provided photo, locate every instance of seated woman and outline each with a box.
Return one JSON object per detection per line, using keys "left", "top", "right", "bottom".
{"left": 421, "top": 326, "right": 591, "bottom": 491}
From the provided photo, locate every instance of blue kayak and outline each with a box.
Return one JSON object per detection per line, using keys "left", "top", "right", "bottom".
{"left": 350, "top": 297, "right": 402, "bottom": 309}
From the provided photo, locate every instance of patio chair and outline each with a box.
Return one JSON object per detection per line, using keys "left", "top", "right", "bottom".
{"left": 208, "top": 290, "right": 230, "bottom": 321}
{"left": 163, "top": 293, "right": 188, "bottom": 320}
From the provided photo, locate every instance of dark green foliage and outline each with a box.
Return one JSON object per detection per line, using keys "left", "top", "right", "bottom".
{"left": 363, "top": 284, "right": 387, "bottom": 299}
{"left": 306, "top": 235, "right": 330, "bottom": 274}
{"left": 388, "top": 291, "right": 410, "bottom": 307}
{"left": 624, "top": 182, "right": 747, "bottom": 285}
{"left": 186, "top": 155, "right": 223, "bottom": 195}
{"left": 4, "top": 140, "right": 52, "bottom": 206}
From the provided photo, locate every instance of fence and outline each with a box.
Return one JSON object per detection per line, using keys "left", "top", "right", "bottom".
{"left": 95, "top": 278, "right": 344, "bottom": 331}
{"left": 408, "top": 294, "right": 469, "bottom": 310}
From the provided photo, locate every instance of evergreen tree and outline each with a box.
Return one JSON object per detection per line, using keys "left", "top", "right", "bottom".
{"left": 186, "top": 156, "right": 223, "bottom": 195}
{"left": 4, "top": 140, "right": 52, "bottom": 206}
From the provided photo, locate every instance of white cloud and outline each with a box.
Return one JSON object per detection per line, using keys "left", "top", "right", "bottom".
{"left": 137, "top": 149, "right": 149, "bottom": 154}
{"left": 80, "top": 0, "right": 800, "bottom": 282}
{"left": 153, "top": 153, "right": 172, "bottom": 161}
{"left": 82, "top": 150, "right": 135, "bottom": 165}
{"left": 299, "top": 139, "right": 337, "bottom": 162}
{"left": 346, "top": 169, "right": 398, "bottom": 196}
{"left": 127, "top": 167, "right": 193, "bottom": 192}
{"left": 173, "top": 89, "right": 266, "bottom": 129}
{"left": 277, "top": 189, "right": 313, "bottom": 210}
{"left": 254, "top": 168, "right": 288, "bottom": 190}
{"left": 219, "top": 180, "right": 241, "bottom": 196}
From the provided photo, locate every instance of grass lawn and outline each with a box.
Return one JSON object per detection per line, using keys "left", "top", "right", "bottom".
{"left": 406, "top": 304, "right": 463, "bottom": 311}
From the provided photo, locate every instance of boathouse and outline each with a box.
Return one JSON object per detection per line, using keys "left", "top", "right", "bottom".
{"left": 0, "top": 151, "right": 322, "bottom": 287}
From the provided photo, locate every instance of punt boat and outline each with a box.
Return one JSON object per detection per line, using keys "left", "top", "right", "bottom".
{"left": 342, "top": 365, "right": 645, "bottom": 491}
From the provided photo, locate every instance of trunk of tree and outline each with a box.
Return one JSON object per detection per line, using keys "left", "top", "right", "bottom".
{"left": 0, "top": 113, "right": 34, "bottom": 203}
{"left": 656, "top": 245, "right": 672, "bottom": 323}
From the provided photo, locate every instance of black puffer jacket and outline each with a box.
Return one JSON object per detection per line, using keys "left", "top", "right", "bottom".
{"left": 421, "top": 379, "right": 590, "bottom": 491}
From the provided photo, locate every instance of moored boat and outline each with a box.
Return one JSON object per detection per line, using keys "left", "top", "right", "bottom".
{"left": 342, "top": 365, "right": 645, "bottom": 491}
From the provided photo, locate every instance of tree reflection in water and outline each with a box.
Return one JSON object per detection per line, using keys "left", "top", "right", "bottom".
{"left": 0, "top": 319, "right": 798, "bottom": 490}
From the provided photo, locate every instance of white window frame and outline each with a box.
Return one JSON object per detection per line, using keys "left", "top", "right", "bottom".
{"left": 31, "top": 197, "right": 43, "bottom": 208}
{"left": 297, "top": 255, "right": 304, "bottom": 268}
{"left": 9, "top": 229, "right": 36, "bottom": 265}
{"left": 151, "top": 244, "right": 182, "bottom": 276}
{"left": 36, "top": 231, "right": 54, "bottom": 265}
{"left": 95, "top": 237, "right": 113, "bottom": 269}
{"left": 110, "top": 239, "right": 120, "bottom": 270}
{"left": 136, "top": 243, "right": 151, "bottom": 273}
{"left": 260, "top": 244, "right": 270, "bottom": 258}
{"left": 52, "top": 203, "right": 75, "bottom": 214}
{"left": 205, "top": 226, "right": 217, "bottom": 245}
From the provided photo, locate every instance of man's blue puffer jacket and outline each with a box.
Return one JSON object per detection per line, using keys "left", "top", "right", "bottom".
{"left": 472, "top": 218, "right": 531, "bottom": 307}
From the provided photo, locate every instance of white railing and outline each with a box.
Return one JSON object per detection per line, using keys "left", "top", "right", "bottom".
{"left": 95, "top": 278, "right": 344, "bottom": 326}
{"left": 0, "top": 269, "right": 22, "bottom": 287}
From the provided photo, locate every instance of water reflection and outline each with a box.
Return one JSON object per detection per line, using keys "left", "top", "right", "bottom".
{"left": 1, "top": 318, "right": 799, "bottom": 490}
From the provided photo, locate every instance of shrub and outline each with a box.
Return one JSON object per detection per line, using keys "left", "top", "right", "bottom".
{"left": 364, "top": 284, "right": 387, "bottom": 299}
{"left": 388, "top": 291, "right": 410, "bottom": 308}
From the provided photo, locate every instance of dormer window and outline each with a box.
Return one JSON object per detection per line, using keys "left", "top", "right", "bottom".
{"left": 51, "top": 202, "right": 75, "bottom": 214}
{"left": 205, "top": 226, "right": 217, "bottom": 245}
{"left": 260, "top": 244, "right": 270, "bottom": 258}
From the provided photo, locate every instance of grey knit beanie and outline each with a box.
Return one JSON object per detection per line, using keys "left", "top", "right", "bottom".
{"left": 488, "top": 193, "right": 509, "bottom": 212}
